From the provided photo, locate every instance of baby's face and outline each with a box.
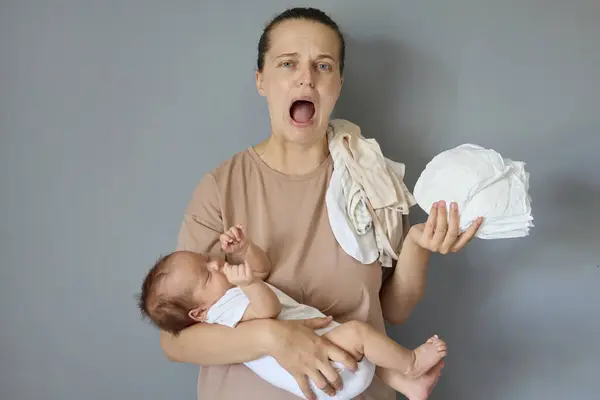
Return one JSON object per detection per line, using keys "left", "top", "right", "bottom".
{"left": 164, "top": 251, "right": 233, "bottom": 321}
{"left": 189, "top": 253, "right": 233, "bottom": 308}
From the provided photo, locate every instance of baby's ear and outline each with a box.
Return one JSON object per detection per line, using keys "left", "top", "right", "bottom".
{"left": 188, "top": 306, "right": 207, "bottom": 322}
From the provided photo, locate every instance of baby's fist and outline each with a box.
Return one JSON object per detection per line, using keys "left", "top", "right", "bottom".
{"left": 223, "top": 261, "right": 255, "bottom": 287}
{"left": 220, "top": 224, "right": 249, "bottom": 254}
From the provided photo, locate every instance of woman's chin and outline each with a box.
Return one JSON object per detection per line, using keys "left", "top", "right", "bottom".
{"left": 268, "top": 115, "right": 328, "bottom": 145}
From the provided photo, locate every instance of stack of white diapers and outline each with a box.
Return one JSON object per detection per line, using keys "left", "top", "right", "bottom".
{"left": 413, "top": 144, "right": 533, "bottom": 239}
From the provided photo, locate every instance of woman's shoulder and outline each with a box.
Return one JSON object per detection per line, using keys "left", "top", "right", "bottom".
{"left": 205, "top": 147, "right": 257, "bottom": 183}
{"left": 189, "top": 147, "right": 257, "bottom": 193}
{"left": 183, "top": 148, "right": 255, "bottom": 213}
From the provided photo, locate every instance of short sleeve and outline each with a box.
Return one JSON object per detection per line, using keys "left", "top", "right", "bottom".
{"left": 205, "top": 287, "right": 251, "bottom": 328}
{"left": 176, "top": 172, "right": 224, "bottom": 257}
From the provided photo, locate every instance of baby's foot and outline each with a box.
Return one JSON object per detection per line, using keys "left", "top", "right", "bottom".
{"left": 386, "top": 360, "right": 444, "bottom": 400}
{"left": 404, "top": 335, "right": 447, "bottom": 379}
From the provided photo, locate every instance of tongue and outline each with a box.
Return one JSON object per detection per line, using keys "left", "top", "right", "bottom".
{"left": 291, "top": 101, "right": 315, "bottom": 123}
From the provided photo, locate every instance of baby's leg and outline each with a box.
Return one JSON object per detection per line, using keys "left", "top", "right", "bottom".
{"left": 323, "top": 321, "right": 446, "bottom": 379}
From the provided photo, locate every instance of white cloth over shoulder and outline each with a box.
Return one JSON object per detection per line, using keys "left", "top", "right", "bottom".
{"left": 413, "top": 143, "right": 533, "bottom": 239}
{"left": 325, "top": 119, "right": 416, "bottom": 267}
{"left": 205, "top": 285, "right": 377, "bottom": 400}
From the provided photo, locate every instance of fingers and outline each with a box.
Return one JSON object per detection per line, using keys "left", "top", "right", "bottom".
{"left": 422, "top": 201, "right": 438, "bottom": 240}
{"left": 220, "top": 235, "right": 236, "bottom": 253}
{"left": 223, "top": 263, "right": 240, "bottom": 278}
{"left": 219, "top": 234, "right": 231, "bottom": 248}
{"left": 220, "top": 225, "right": 248, "bottom": 254}
{"left": 423, "top": 201, "right": 481, "bottom": 254}
{"left": 439, "top": 202, "right": 460, "bottom": 254}
{"left": 318, "top": 360, "right": 344, "bottom": 392}
{"left": 232, "top": 264, "right": 242, "bottom": 278}
{"left": 437, "top": 341, "right": 448, "bottom": 353}
{"left": 231, "top": 225, "right": 243, "bottom": 241}
{"left": 431, "top": 201, "right": 448, "bottom": 249}
{"left": 225, "top": 231, "right": 237, "bottom": 244}
{"left": 451, "top": 216, "right": 483, "bottom": 252}
{"left": 235, "top": 224, "right": 245, "bottom": 241}
{"left": 326, "top": 343, "right": 358, "bottom": 372}
{"left": 294, "top": 375, "right": 316, "bottom": 400}
{"left": 227, "top": 225, "right": 243, "bottom": 242}
{"left": 301, "top": 316, "right": 333, "bottom": 330}
{"left": 307, "top": 369, "right": 336, "bottom": 397}
{"left": 239, "top": 262, "right": 253, "bottom": 281}
{"left": 236, "top": 264, "right": 249, "bottom": 277}
{"left": 222, "top": 225, "right": 244, "bottom": 243}
{"left": 223, "top": 262, "right": 254, "bottom": 286}
{"left": 222, "top": 263, "right": 234, "bottom": 278}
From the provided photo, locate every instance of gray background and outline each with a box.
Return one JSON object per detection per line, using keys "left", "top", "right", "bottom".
{"left": 1, "top": 1, "right": 598, "bottom": 399}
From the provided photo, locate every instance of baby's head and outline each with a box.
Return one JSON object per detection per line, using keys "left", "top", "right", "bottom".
{"left": 137, "top": 250, "right": 233, "bottom": 335}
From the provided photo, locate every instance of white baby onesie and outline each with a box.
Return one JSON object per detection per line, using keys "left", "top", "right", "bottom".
{"left": 205, "top": 284, "right": 377, "bottom": 400}
{"left": 413, "top": 143, "right": 533, "bottom": 239}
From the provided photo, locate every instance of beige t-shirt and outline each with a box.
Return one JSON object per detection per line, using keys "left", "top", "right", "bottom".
{"left": 176, "top": 147, "right": 404, "bottom": 400}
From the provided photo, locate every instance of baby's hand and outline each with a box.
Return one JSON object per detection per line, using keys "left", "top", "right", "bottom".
{"left": 220, "top": 224, "right": 249, "bottom": 254}
{"left": 223, "top": 261, "right": 255, "bottom": 287}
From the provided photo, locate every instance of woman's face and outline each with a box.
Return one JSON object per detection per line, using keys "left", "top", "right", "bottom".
{"left": 256, "top": 19, "right": 344, "bottom": 146}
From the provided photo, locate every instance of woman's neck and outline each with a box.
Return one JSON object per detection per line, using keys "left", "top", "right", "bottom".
{"left": 253, "top": 134, "right": 329, "bottom": 176}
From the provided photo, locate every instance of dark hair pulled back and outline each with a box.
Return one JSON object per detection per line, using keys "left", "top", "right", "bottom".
{"left": 256, "top": 7, "right": 346, "bottom": 75}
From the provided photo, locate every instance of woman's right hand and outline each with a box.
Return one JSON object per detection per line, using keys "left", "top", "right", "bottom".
{"left": 264, "top": 316, "right": 358, "bottom": 400}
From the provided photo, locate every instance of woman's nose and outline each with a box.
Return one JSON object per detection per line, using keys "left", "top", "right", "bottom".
{"left": 295, "top": 66, "right": 315, "bottom": 88}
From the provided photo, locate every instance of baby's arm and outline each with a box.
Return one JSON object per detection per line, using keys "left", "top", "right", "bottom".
{"left": 239, "top": 279, "right": 282, "bottom": 321}
{"left": 243, "top": 242, "right": 271, "bottom": 280}
{"left": 220, "top": 225, "right": 272, "bottom": 279}
{"left": 223, "top": 262, "right": 282, "bottom": 321}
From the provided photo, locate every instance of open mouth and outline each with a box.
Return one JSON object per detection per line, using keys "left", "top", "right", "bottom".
{"left": 289, "top": 100, "right": 316, "bottom": 124}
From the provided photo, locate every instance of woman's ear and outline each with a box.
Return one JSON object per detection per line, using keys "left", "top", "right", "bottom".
{"left": 255, "top": 70, "right": 265, "bottom": 96}
{"left": 188, "top": 306, "right": 207, "bottom": 322}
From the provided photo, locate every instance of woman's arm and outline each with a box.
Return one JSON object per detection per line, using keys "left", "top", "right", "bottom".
{"left": 160, "top": 319, "right": 271, "bottom": 364}
{"left": 380, "top": 201, "right": 483, "bottom": 325}
{"left": 160, "top": 316, "right": 357, "bottom": 400}
{"left": 380, "top": 233, "right": 430, "bottom": 325}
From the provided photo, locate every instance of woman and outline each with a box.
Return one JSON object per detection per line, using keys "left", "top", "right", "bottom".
{"left": 160, "top": 7, "right": 482, "bottom": 400}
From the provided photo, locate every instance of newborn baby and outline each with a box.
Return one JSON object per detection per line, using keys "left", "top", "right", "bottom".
{"left": 138, "top": 225, "right": 446, "bottom": 400}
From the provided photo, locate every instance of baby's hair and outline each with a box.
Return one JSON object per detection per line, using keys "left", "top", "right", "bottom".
{"left": 136, "top": 252, "right": 197, "bottom": 336}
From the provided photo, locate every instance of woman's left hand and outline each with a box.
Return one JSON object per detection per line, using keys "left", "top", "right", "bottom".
{"left": 408, "top": 200, "right": 483, "bottom": 254}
